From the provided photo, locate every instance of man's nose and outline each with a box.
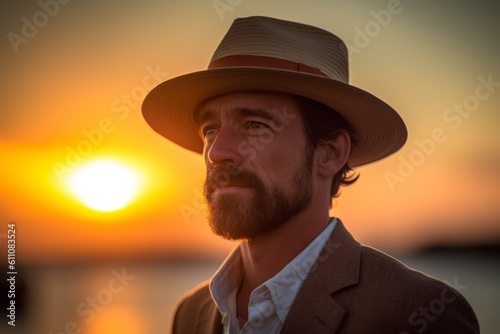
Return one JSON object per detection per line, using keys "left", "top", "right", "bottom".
{"left": 206, "top": 125, "right": 243, "bottom": 166}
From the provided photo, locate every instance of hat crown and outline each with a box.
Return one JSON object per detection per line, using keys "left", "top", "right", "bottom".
{"left": 210, "top": 16, "right": 349, "bottom": 83}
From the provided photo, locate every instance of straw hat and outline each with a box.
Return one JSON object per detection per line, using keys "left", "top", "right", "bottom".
{"left": 142, "top": 16, "right": 407, "bottom": 166}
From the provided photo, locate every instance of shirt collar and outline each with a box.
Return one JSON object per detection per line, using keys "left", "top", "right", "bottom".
{"left": 210, "top": 245, "right": 243, "bottom": 315}
{"left": 209, "top": 218, "right": 337, "bottom": 329}
{"left": 265, "top": 218, "right": 336, "bottom": 322}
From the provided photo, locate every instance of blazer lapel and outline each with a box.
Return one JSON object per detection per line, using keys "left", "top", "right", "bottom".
{"left": 280, "top": 219, "right": 361, "bottom": 333}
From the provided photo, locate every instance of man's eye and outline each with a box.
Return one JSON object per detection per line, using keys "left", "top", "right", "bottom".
{"left": 247, "top": 122, "right": 268, "bottom": 130}
{"left": 202, "top": 127, "right": 218, "bottom": 138}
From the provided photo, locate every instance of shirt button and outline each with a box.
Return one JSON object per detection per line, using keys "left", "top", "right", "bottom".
{"left": 221, "top": 312, "right": 229, "bottom": 326}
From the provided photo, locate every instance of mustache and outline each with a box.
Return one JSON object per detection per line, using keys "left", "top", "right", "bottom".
{"left": 205, "top": 165, "right": 262, "bottom": 193}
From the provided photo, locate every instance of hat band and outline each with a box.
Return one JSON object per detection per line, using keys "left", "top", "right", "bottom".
{"left": 208, "top": 55, "right": 328, "bottom": 78}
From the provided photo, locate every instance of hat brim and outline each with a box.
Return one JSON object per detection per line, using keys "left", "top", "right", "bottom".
{"left": 142, "top": 67, "right": 407, "bottom": 167}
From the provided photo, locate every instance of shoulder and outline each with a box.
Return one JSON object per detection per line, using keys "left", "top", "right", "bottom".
{"left": 359, "top": 244, "right": 434, "bottom": 287}
{"left": 313, "top": 219, "right": 479, "bottom": 332}
{"left": 176, "top": 280, "right": 212, "bottom": 308}
{"left": 172, "top": 281, "right": 217, "bottom": 333}
{"left": 352, "top": 245, "right": 480, "bottom": 333}
{"left": 359, "top": 245, "right": 460, "bottom": 297}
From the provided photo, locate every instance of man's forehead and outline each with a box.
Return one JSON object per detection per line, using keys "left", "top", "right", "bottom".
{"left": 196, "top": 91, "right": 301, "bottom": 121}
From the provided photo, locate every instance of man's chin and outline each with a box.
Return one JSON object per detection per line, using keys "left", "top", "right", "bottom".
{"left": 206, "top": 199, "right": 259, "bottom": 240}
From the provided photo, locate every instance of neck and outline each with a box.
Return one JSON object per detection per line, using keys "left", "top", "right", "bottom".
{"left": 239, "top": 198, "right": 330, "bottom": 292}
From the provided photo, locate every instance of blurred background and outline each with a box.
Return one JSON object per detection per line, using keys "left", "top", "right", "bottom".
{"left": 1, "top": 0, "right": 499, "bottom": 333}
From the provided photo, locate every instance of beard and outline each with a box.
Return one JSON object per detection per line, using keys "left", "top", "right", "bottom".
{"left": 204, "top": 146, "right": 314, "bottom": 241}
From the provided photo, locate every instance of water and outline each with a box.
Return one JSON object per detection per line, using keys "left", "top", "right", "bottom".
{"left": 3, "top": 252, "right": 498, "bottom": 333}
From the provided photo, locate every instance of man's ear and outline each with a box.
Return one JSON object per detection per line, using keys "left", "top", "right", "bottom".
{"left": 316, "top": 130, "right": 351, "bottom": 178}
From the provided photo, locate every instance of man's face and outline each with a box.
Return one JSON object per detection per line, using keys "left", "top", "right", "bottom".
{"left": 197, "top": 91, "right": 315, "bottom": 240}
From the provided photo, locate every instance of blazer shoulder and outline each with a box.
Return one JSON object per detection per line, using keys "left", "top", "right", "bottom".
{"left": 359, "top": 245, "right": 459, "bottom": 292}
{"left": 176, "top": 280, "right": 212, "bottom": 307}
{"left": 172, "top": 281, "right": 218, "bottom": 334}
{"left": 355, "top": 245, "right": 480, "bottom": 333}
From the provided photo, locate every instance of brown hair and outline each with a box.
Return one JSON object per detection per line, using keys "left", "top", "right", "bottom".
{"left": 293, "top": 95, "right": 359, "bottom": 205}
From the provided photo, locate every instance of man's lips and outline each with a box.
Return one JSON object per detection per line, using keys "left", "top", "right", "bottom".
{"left": 205, "top": 166, "right": 259, "bottom": 195}
{"left": 206, "top": 179, "right": 250, "bottom": 190}
{"left": 216, "top": 185, "right": 250, "bottom": 191}
{"left": 209, "top": 184, "right": 253, "bottom": 195}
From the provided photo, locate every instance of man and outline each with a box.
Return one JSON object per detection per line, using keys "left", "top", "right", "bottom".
{"left": 142, "top": 16, "right": 479, "bottom": 334}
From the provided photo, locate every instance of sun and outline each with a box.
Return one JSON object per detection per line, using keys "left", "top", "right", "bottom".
{"left": 67, "top": 159, "right": 141, "bottom": 212}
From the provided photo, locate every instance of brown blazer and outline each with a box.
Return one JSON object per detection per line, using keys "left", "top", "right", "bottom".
{"left": 171, "top": 220, "right": 480, "bottom": 333}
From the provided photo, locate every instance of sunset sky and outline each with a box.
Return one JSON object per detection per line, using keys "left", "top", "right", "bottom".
{"left": 1, "top": 0, "right": 499, "bottom": 265}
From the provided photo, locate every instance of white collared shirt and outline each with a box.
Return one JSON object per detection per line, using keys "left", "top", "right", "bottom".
{"left": 210, "top": 218, "right": 337, "bottom": 334}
